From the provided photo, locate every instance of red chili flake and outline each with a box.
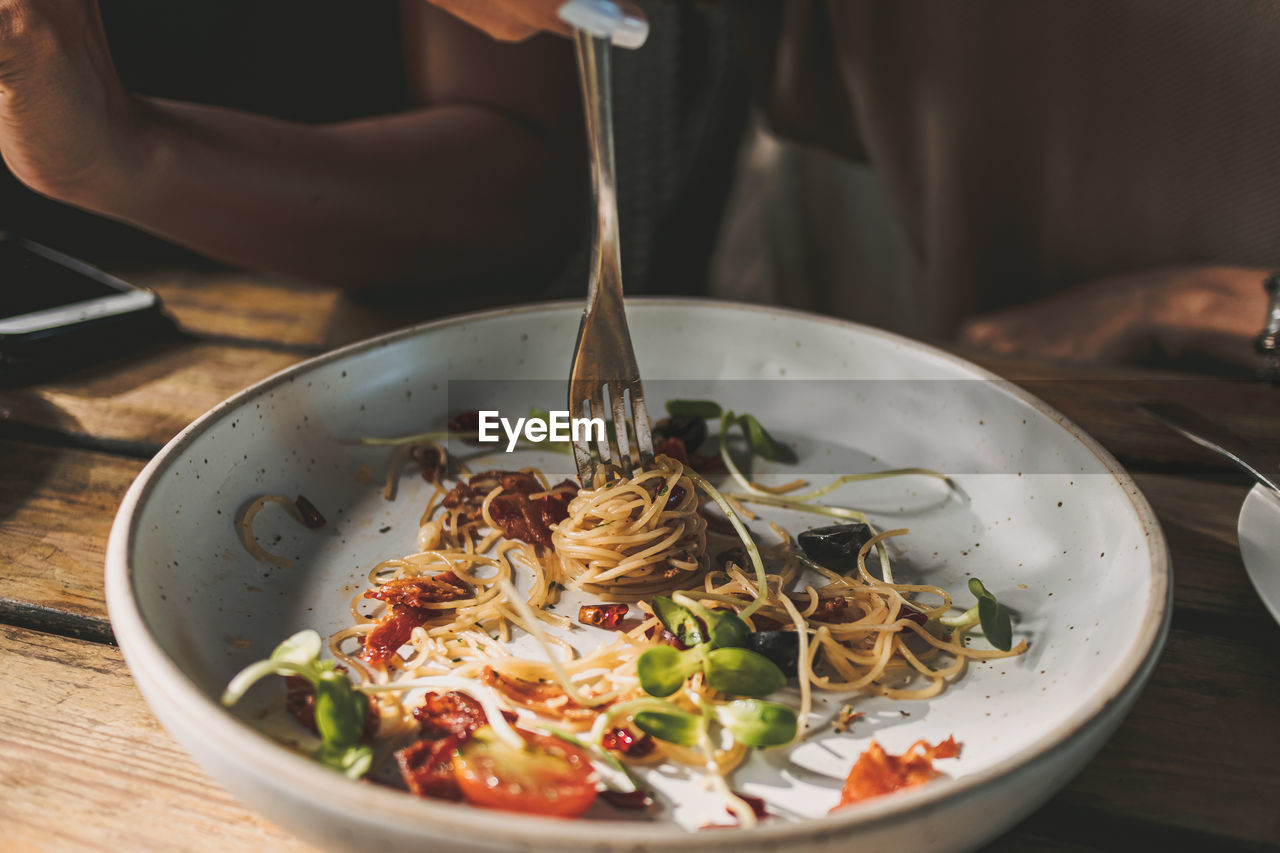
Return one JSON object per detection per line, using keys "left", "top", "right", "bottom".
{"left": 729, "top": 793, "right": 769, "bottom": 820}
{"left": 601, "top": 727, "right": 656, "bottom": 758}
{"left": 655, "top": 436, "right": 688, "bottom": 464}
{"left": 579, "top": 603, "right": 629, "bottom": 630}
{"left": 600, "top": 789, "right": 653, "bottom": 809}
{"left": 812, "top": 597, "right": 851, "bottom": 622}
{"left": 294, "top": 494, "right": 326, "bottom": 529}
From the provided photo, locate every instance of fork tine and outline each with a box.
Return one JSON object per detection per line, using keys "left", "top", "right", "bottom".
{"left": 569, "top": 391, "right": 596, "bottom": 485}
{"left": 609, "top": 381, "right": 635, "bottom": 477}
{"left": 629, "top": 381, "right": 654, "bottom": 466}
{"left": 594, "top": 383, "right": 624, "bottom": 479}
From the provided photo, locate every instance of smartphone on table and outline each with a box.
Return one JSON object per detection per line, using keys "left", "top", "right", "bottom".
{"left": 0, "top": 233, "right": 171, "bottom": 382}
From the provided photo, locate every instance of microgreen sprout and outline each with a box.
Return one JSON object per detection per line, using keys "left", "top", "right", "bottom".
{"left": 939, "top": 577, "right": 1014, "bottom": 651}
{"left": 221, "top": 630, "right": 372, "bottom": 778}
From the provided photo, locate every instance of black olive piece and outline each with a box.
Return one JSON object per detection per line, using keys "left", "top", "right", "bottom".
{"left": 797, "top": 523, "right": 874, "bottom": 573}
{"left": 747, "top": 630, "right": 800, "bottom": 677}
{"left": 652, "top": 415, "right": 708, "bottom": 454}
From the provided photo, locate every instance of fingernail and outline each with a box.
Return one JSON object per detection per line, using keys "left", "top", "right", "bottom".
{"left": 558, "top": 0, "right": 623, "bottom": 39}
{"left": 611, "top": 8, "right": 649, "bottom": 49}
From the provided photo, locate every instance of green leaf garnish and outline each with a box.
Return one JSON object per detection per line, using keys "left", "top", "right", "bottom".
{"left": 737, "top": 413, "right": 784, "bottom": 462}
{"left": 665, "top": 399, "right": 723, "bottom": 419}
{"left": 651, "top": 596, "right": 706, "bottom": 646}
{"left": 636, "top": 645, "right": 703, "bottom": 697}
{"left": 704, "top": 647, "right": 786, "bottom": 698}
{"left": 222, "top": 629, "right": 371, "bottom": 778}
{"left": 714, "top": 699, "right": 798, "bottom": 748}
{"left": 633, "top": 709, "right": 704, "bottom": 747}
{"left": 968, "top": 577, "right": 1014, "bottom": 651}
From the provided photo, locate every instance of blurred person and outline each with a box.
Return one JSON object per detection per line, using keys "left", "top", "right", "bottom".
{"left": 0, "top": 0, "right": 585, "bottom": 290}
{"left": 439, "top": 0, "right": 1280, "bottom": 371}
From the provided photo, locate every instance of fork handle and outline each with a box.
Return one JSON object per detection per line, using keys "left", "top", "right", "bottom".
{"left": 575, "top": 31, "right": 625, "bottom": 317}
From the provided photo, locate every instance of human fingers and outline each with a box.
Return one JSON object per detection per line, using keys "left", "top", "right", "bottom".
{"left": 425, "top": 0, "right": 648, "bottom": 48}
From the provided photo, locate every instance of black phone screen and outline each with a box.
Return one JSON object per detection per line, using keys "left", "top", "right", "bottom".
{"left": 0, "top": 239, "right": 131, "bottom": 320}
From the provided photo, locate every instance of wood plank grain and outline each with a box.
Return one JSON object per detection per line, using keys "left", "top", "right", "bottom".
{"left": 959, "top": 349, "right": 1280, "bottom": 471}
{"left": 129, "top": 267, "right": 538, "bottom": 351}
{"left": 0, "top": 440, "right": 142, "bottom": 634}
{"left": 0, "top": 341, "right": 301, "bottom": 447}
{"left": 0, "top": 625, "right": 312, "bottom": 852}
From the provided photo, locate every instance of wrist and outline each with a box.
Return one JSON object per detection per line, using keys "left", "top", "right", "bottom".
{"left": 56, "top": 94, "right": 167, "bottom": 218}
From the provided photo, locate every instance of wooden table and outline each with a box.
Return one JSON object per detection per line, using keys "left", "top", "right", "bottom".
{"left": 2, "top": 270, "right": 1278, "bottom": 851}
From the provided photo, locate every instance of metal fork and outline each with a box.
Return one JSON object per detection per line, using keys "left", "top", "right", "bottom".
{"left": 567, "top": 31, "right": 654, "bottom": 487}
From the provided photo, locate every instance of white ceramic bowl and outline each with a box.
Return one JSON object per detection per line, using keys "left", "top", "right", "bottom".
{"left": 106, "top": 300, "right": 1169, "bottom": 852}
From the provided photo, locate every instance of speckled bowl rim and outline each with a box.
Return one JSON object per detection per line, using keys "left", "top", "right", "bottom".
{"left": 106, "top": 298, "right": 1171, "bottom": 849}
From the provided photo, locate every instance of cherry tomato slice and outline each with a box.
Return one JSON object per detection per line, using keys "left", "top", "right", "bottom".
{"left": 454, "top": 728, "right": 599, "bottom": 818}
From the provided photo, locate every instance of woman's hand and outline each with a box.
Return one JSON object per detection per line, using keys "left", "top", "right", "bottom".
{"left": 426, "top": 0, "right": 648, "bottom": 48}
{"left": 957, "top": 266, "right": 1271, "bottom": 369}
{"left": 0, "top": 0, "right": 143, "bottom": 208}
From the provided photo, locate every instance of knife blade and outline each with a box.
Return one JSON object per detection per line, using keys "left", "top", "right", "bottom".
{"left": 1137, "top": 401, "right": 1280, "bottom": 494}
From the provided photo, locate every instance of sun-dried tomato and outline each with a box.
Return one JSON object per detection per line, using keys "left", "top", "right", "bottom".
{"left": 833, "top": 736, "right": 961, "bottom": 810}
{"left": 294, "top": 495, "right": 326, "bottom": 529}
{"left": 396, "top": 734, "right": 465, "bottom": 800}
{"left": 578, "top": 603, "right": 629, "bottom": 630}
{"left": 731, "top": 793, "right": 769, "bottom": 820}
{"left": 409, "top": 445, "right": 445, "bottom": 483}
{"left": 654, "top": 436, "right": 688, "bottom": 464}
{"left": 366, "top": 573, "right": 470, "bottom": 607}
{"left": 600, "top": 789, "right": 653, "bottom": 809}
{"left": 447, "top": 411, "right": 483, "bottom": 443}
{"left": 362, "top": 605, "right": 430, "bottom": 668}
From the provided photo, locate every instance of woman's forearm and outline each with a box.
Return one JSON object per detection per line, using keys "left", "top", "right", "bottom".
{"left": 68, "top": 97, "right": 584, "bottom": 290}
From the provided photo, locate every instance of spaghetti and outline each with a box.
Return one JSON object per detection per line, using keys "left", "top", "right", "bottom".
{"left": 230, "top": 425, "right": 1029, "bottom": 827}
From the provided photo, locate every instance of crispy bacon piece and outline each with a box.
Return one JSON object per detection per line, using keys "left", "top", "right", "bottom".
{"left": 283, "top": 673, "right": 378, "bottom": 740}
{"left": 578, "top": 603, "right": 629, "bottom": 630}
{"left": 833, "top": 736, "right": 961, "bottom": 810}
{"left": 294, "top": 495, "right": 326, "bottom": 529}
{"left": 396, "top": 734, "right": 465, "bottom": 800}
{"left": 601, "top": 726, "right": 655, "bottom": 758}
{"left": 362, "top": 606, "right": 431, "bottom": 668}
{"left": 654, "top": 436, "right": 688, "bottom": 464}
{"left": 480, "top": 666, "right": 596, "bottom": 724}
{"left": 366, "top": 573, "right": 471, "bottom": 607}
